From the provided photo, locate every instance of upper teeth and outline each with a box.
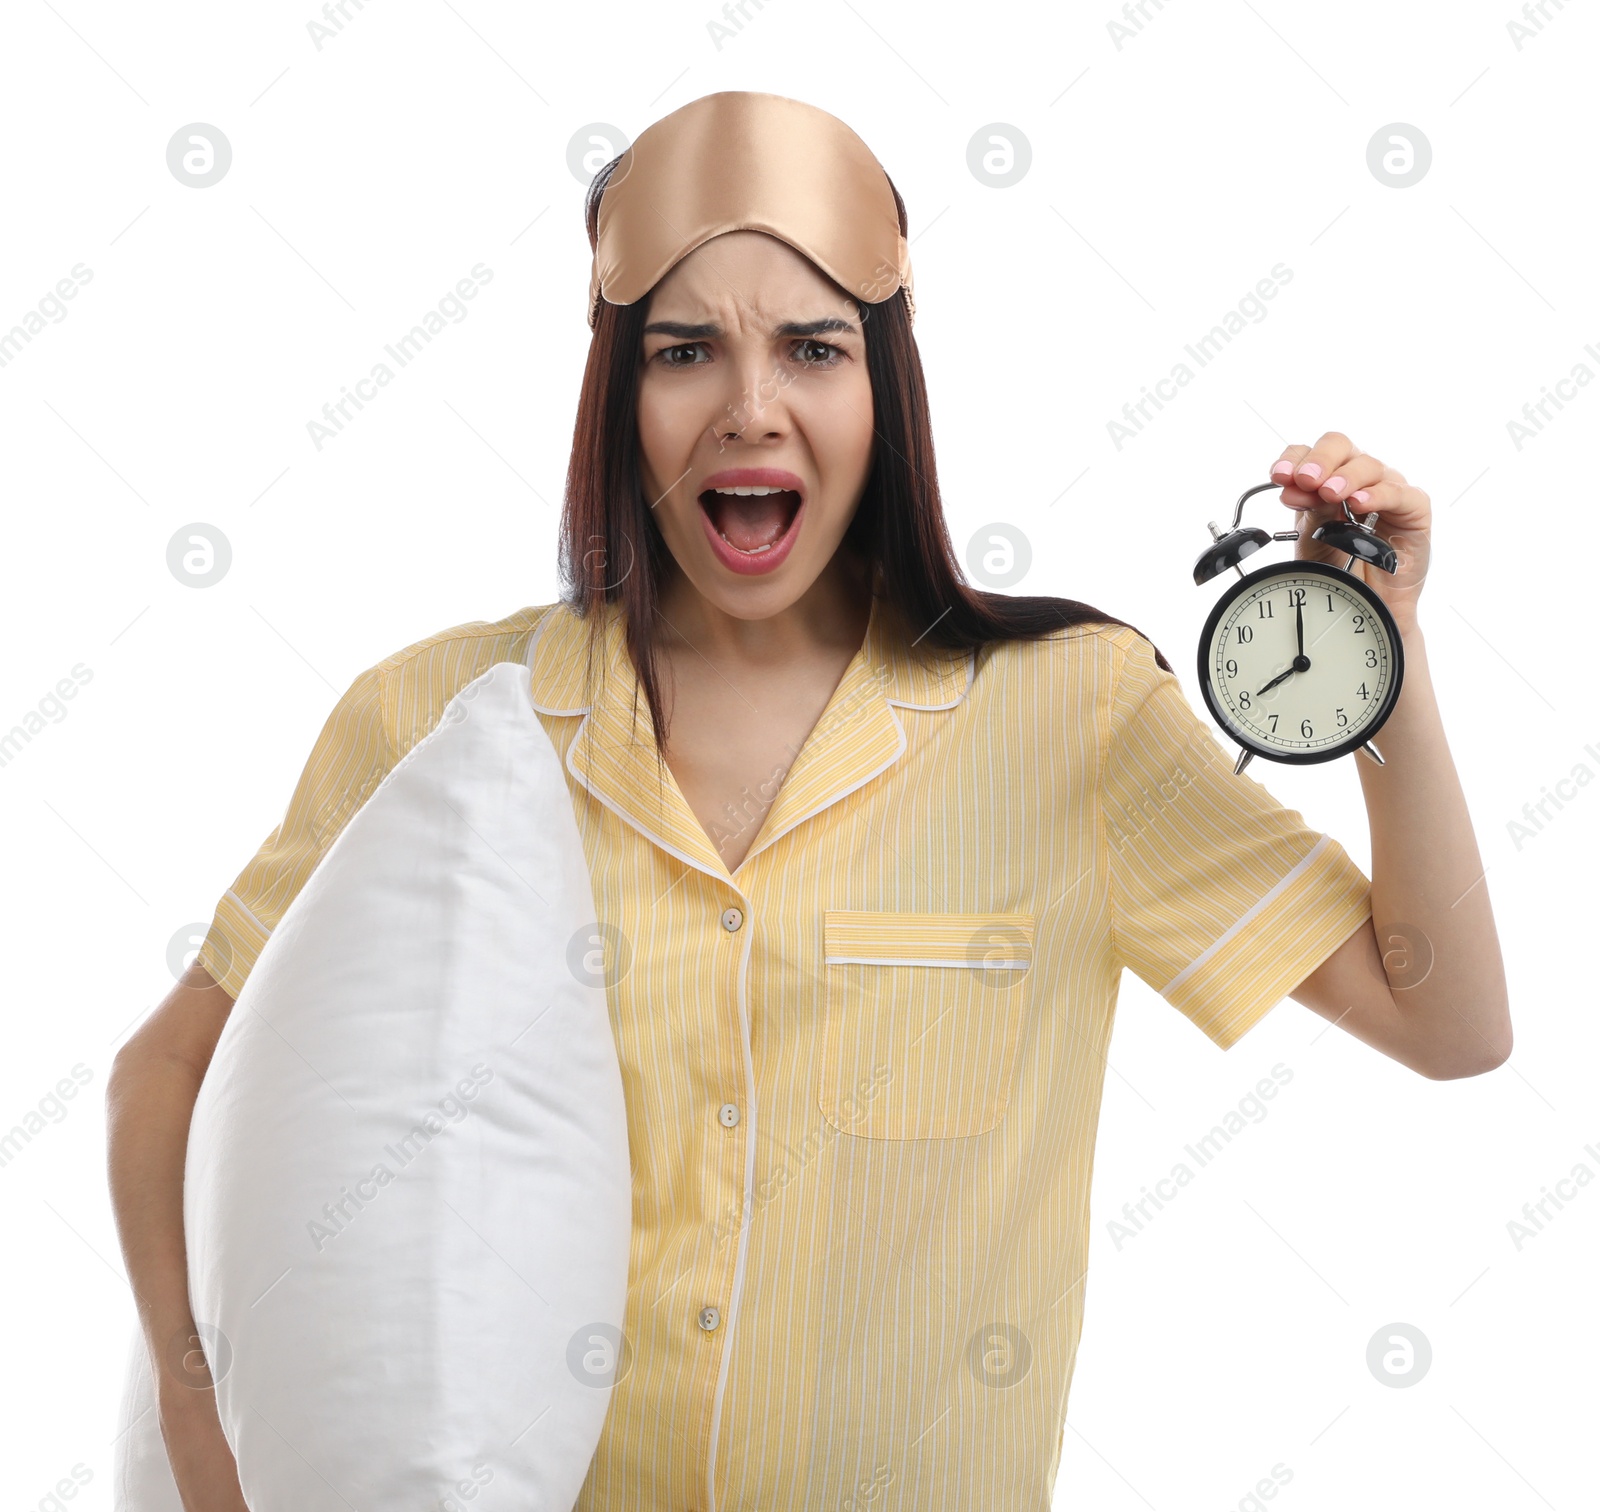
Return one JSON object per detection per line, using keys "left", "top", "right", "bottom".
{"left": 710, "top": 485, "right": 790, "bottom": 496}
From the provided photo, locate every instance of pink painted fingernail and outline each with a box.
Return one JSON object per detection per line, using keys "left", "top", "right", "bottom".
{"left": 1325, "top": 475, "right": 1346, "bottom": 493}
{"left": 1296, "top": 461, "right": 1323, "bottom": 484}
{"left": 1352, "top": 488, "right": 1371, "bottom": 503}
{"left": 1271, "top": 459, "right": 1294, "bottom": 480}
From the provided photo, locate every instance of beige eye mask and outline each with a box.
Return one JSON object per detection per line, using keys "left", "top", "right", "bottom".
{"left": 587, "top": 90, "right": 915, "bottom": 329}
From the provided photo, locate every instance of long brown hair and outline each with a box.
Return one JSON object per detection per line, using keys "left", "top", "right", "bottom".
{"left": 559, "top": 154, "right": 1174, "bottom": 760}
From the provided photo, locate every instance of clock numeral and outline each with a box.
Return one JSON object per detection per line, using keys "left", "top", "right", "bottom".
{"left": 1214, "top": 592, "right": 1387, "bottom": 755}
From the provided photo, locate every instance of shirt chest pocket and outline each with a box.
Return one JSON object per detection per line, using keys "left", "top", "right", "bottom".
{"left": 818, "top": 910, "right": 1035, "bottom": 1140}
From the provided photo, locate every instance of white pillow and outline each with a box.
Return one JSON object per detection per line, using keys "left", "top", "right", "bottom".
{"left": 113, "top": 1323, "right": 184, "bottom": 1511}
{"left": 114, "top": 659, "right": 632, "bottom": 1511}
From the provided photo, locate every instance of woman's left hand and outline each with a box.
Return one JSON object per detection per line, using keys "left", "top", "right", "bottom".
{"left": 1269, "top": 431, "right": 1430, "bottom": 636}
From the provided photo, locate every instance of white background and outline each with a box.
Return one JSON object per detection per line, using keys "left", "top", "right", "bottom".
{"left": 1, "top": 1, "right": 1596, "bottom": 1508}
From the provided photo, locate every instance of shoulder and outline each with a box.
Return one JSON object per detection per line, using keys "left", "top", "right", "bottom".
{"left": 971, "top": 622, "right": 1187, "bottom": 784}
{"left": 369, "top": 601, "right": 559, "bottom": 755}
{"left": 973, "top": 619, "right": 1159, "bottom": 708}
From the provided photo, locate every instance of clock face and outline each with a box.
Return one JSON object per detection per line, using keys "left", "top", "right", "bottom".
{"left": 1198, "top": 560, "right": 1403, "bottom": 763}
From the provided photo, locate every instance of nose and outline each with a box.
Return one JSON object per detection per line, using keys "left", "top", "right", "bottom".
{"left": 710, "top": 336, "right": 794, "bottom": 447}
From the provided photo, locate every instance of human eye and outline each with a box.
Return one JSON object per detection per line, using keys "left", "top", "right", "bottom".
{"left": 653, "top": 342, "right": 710, "bottom": 368}
{"left": 791, "top": 338, "right": 844, "bottom": 367}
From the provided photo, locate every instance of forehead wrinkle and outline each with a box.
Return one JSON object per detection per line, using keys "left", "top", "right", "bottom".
{"left": 647, "top": 228, "right": 856, "bottom": 339}
{"left": 686, "top": 274, "right": 802, "bottom": 335}
{"left": 645, "top": 270, "right": 861, "bottom": 341}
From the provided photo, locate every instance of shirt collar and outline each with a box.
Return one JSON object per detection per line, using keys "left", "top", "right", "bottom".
{"left": 524, "top": 586, "right": 974, "bottom": 888}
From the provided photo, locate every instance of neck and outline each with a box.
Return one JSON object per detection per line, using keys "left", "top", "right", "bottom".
{"left": 653, "top": 550, "right": 874, "bottom": 668}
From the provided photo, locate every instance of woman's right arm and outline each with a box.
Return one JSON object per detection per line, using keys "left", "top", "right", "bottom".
{"left": 106, "top": 959, "right": 249, "bottom": 1511}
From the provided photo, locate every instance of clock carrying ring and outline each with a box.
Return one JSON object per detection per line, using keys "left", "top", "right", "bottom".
{"left": 1192, "top": 480, "right": 1399, "bottom": 587}
{"left": 1191, "top": 481, "right": 1405, "bottom": 775}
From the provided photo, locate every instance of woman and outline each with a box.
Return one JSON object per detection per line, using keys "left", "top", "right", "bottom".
{"left": 107, "top": 91, "right": 1510, "bottom": 1510}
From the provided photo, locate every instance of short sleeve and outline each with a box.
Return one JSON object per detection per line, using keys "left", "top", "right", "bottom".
{"left": 196, "top": 663, "right": 393, "bottom": 1001}
{"left": 1099, "top": 628, "right": 1373, "bottom": 1049}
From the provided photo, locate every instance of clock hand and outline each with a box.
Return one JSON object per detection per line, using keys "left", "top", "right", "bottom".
{"left": 1248, "top": 594, "right": 1314, "bottom": 699}
{"left": 1255, "top": 665, "right": 1296, "bottom": 697}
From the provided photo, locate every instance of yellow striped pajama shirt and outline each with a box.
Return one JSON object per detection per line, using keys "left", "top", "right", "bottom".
{"left": 197, "top": 590, "right": 1372, "bottom": 1510}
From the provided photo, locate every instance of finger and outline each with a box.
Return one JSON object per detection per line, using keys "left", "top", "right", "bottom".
{"left": 1292, "top": 479, "right": 1434, "bottom": 591}
{"left": 1268, "top": 443, "right": 1314, "bottom": 485}
{"left": 1343, "top": 479, "right": 1432, "bottom": 531}
{"left": 1316, "top": 452, "right": 1387, "bottom": 503}
{"left": 1285, "top": 430, "right": 1359, "bottom": 494}
{"left": 1280, "top": 451, "right": 1388, "bottom": 510}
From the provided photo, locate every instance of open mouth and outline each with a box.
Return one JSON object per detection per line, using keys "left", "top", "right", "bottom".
{"left": 698, "top": 486, "right": 803, "bottom": 556}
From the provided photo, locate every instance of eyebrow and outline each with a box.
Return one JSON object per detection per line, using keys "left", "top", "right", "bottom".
{"left": 641, "top": 316, "right": 859, "bottom": 340}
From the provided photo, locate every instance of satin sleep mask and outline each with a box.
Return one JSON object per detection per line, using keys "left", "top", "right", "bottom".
{"left": 587, "top": 90, "right": 915, "bottom": 329}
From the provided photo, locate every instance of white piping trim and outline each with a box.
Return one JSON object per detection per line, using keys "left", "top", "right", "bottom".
{"left": 524, "top": 609, "right": 596, "bottom": 715}
{"left": 704, "top": 858, "right": 758, "bottom": 1512}
{"left": 727, "top": 645, "right": 969, "bottom": 870}
{"left": 1158, "top": 834, "right": 1333, "bottom": 997}
{"left": 520, "top": 607, "right": 550, "bottom": 670}
{"left": 736, "top": 707, "right": 909, "bottom": 872}
{"left": 560, "top": 709, "right": 749, "bottom": 904}
{"left": 222, "top": 888, "right": 271, "bottom": 940}
{"left": 883, "top": 646, "right": 976, "bottom": 711}
{"left": 824, "top": 954, "right": 1030, "bottom": 968}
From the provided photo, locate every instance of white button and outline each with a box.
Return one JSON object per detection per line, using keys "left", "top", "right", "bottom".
{"left": 699, "top": 1305, "right": 721, "bottom": 1331}
{"left": 719, "top": 1103, "right": 740, "bottom": 1128}
{"left": 721, "top": 907, "right": 744, "bottom": 932}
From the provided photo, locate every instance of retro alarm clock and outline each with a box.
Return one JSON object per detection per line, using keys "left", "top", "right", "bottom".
{"left": 1193, "top": 481, "right": 1405, "bottom": 775}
